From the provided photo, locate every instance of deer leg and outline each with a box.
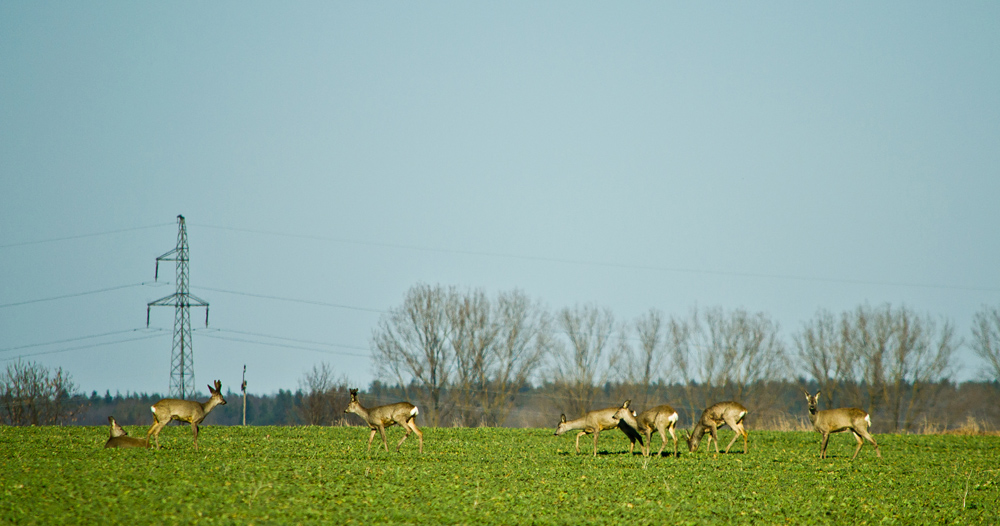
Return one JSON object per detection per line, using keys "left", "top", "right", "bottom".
{"left": 574, "top": 430, "right": 587, "bottom": 454}
{"left": 709, "top": 425, "right": 720, "bottom": 454}
{"left": 656, "top": 426, "right": 667, "bottom": 457}
{"left": 850, "top": 430, "right": 865, "bottom": 460}
{"left": 668, "top": 424, "right": 679, "bottom": 458}
{"left": 592, "top": 429, "right": 601, "bottom": 457}
{"left": 191, "top": 422, "right": 199, "bottom": 451}
{"left": 724, "top": 423, "right": 747, "bottom": 453}
{"left": 857, "top": 427, "right": 881, "bottom": 458}
{"left": 366, "top": 428, "right": 378, "bottom": 451}
{"left": 378, "top": 426, "right": 390, "bottom": 452}
{"left": 820, "top": 433, "right": 830, "bottom": 459}
{"left": 407, "top": 418, "right": 424, "bottom": 453}
{"left": 146, "top": 419, "right": 167, "bottom": 449}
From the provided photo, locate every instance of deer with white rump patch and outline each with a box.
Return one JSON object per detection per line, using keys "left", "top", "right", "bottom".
{"left": 684, "top": 401, "right": 749, "bottom": 454}
{"left": 344, "top": 388, "right": 424, "bottom": 453}
{"left": 804, "top": 390, "right": 881, "bottom": 460}
{"left": 146, "top": 380, "right": 226, "bottom": 450}
{"left": 555, "top": 400, "right": 644, "bottom": 457}
{"left": 617, "top": 404, "right": 680, "bottom": 457}
{"left": 104, "top": 416, "right": 149, "bottom": 449}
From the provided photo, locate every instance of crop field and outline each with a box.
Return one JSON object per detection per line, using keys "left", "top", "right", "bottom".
{"left": 1, "top": 425, "right": 997, "bottom": 525}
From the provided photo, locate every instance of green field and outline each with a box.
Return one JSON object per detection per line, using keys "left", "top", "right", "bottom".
{"left": 1, "top": 425, "right": 997, "bottom": 525}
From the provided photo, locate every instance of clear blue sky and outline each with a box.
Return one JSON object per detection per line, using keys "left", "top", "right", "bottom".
{"left": 2, "top": 3, "right": 998, "bottom": 396}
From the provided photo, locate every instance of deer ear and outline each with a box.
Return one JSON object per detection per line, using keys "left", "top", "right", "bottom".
{"left": 560, "top": 414, "right": 567, "bottom": 423}
{"left": 815, "top": 391, "right": 821, "bottom": 399}
{"left": 623, "top": 400, "right": 631, "bottom": 408}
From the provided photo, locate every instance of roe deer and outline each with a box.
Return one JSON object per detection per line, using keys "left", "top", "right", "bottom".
{"left": 104, "top": 416, "right": 149, "bottom": 449}
{"left": 804, "top": 391, "right": 881, "bottom": 460}
{"left": 344, "top": 388, "right": 424, "bottom": 453}
{"left": 146, "top": 380, "right": 226, "bottom": 450}
{"left": 622, "top": 404, "right": 679, "bottom": 458}
{"left": 684, "top": 401, "right": 749, "bottom": 454}
{"left": 555, "top": 400, "right": 644, "bottom": 457}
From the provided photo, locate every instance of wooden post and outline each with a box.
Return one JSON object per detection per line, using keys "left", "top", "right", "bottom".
{"left": 241, "top": 365, "right": 248, "bottom": 426}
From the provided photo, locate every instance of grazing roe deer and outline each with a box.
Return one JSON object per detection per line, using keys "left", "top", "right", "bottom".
{"left": 344, "top": 388, "right": 424, "bottom": 453}
{"left": 104, "top": 416, "right": 149, "bottom": 449}
{"left": 684, "top": 401, "right": 749, "bottom": 454}
{"left": 625, "top": 404, "right": 680, "bottom": 458}
{"left": 146, "top": 380, "right": 226, "bottom": 450}
{"left": 804, "top": 391, "right": 882, "bottom": 460}
{"left": 555, "top": 400, "right": 644, "bottom": 457}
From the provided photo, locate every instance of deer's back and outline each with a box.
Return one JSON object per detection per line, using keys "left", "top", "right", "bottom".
{"left": 639, "top": 405, "right": 678, "bottom": 429}
{"left": 370, "top": 402, "right": 417, "bottom": 425}
{"left": 816, "top": 407, "right": 869, "bottom": 431}
{"left": 587, "top": 407, "right": 624, "bottom": 432}
{"left": 151, "top": 399, "right": 204, "bottom": 423}
{"left": 702, "top": 402, "right": 747, "bottom": 425}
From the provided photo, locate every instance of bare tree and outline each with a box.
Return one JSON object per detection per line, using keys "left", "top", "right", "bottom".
{"left": 972, "top": 305, "right": 1000, "bottom": 382}
{"left": 796, "top": 309, "right": 860, "bottom": 408}
{"left": 297, "top": 362, "right": 347, "bottom": 425}
{"left": 666, "top": 307, "right": 787, "bottom": 419}
{"left": 0, "top": 360, "right": 81, "bottom": 425}
{"left": 447, "top": 289, "right": 498, "bottom": 427}
{"left": 614, "top": 309, "right": 668, "bottom": 408}
{"left": 808, "top": 304, "right": 959, "bottom": 432}
{"left": 551, "top": 304, "right": 615, "bottom": 418}
{"left": 372, "top": 283, "right": 452, "bottom": 426}
{"left": 485, "top": 290, "right": 552, "bottom": 426}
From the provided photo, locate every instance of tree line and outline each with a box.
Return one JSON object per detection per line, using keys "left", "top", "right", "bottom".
{"left": 3, "top": 285, "right": 999, "bottom": 432}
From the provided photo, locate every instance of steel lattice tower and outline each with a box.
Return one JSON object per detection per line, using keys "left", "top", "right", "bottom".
{"left": 147, "top": 215, "right": 209, "bottom": 399}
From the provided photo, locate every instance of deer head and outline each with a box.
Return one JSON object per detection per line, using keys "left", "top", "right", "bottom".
{"left": 554, "top": 414, "right": 569, "bottom": 436}
{"left": 344, "top": 388, "right": 365, "bottom": 415}
{"left": 208, "top": 380, "right": 226, "bottom": 405}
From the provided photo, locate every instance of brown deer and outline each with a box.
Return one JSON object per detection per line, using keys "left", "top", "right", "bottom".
{"left": 804, "top": 391, "right": 882, "bottom": 460}
{"left": 104, "top": 416, "right": 149, "bottom": 449}
{"left": 344, "top": 388, "right": 424, "bottom": 453}
{"left": 555, "top": 400, "right": 644, "bottom": 457}
{"left": 146, "top": 380, "right": 227, "bottom": 450}
{"left": 684, "top": 401, "right": 749, "bottom": 454}
{"left": 621, "top": 404, "right": 679, "bottom": 458}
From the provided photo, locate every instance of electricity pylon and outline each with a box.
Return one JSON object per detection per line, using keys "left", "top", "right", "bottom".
{"left": 147, "top": 215, "right": 209, "bottom": 399}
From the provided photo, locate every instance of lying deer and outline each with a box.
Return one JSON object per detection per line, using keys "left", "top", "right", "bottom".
{"left": 344, "top": 388, "right": 424, "bottom": 453}
{"left": 684, "top": 401, "right": 749, "bottom": 454}
{"left": 804, "top": 391, "right": 882, "bottom": 460}
{"left": 104, "top": 416, "right": 149, "bottom": 449}
{"left": 146, "top": 380, "right": 227, "bottom": 450}
{"left": 619, "top": 404, "right": 679, "bottom": 458}
{"left": 556, "top": 400, "right": 644, "bottom": 457}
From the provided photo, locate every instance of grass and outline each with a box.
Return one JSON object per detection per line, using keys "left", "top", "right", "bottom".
{"left": 1, "top": 424, "right": 998, "bottom": 524}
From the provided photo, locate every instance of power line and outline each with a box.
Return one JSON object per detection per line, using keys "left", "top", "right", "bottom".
{"left": 0, "top": 328, "right": 157, "bottom": 354}
{"left": 196, "top": 330, "right": 371, "bottom": 359}
{"left": 0, "top": 282, "right": 162, "bottom": 309}
{"left": 0, "top": 330, "right": 168, "bottom": 362}
{"left": 193, "top": 286, "right": 384, "bottom": 314}
{"left": 199, "top": 327, "right": 371, "bottom": 352}
{"left": 0, "top": 223, "right": 174, "bottom": 250}
{"left": 191, "top": 222, "right": 1000, "bottom": 294}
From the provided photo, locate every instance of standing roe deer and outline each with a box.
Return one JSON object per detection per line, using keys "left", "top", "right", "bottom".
{"left": 555, "top": 400, "right": 644, "bottom": 457}
{"left": 804, "top": 391, "right": 882, "bottom": 460}
{"left": 146, "top": 380, "right": 226, "bottom": 450}
{"left": 344, "top": 388, "right": 424, "bottom": 453}
{"left": 618, "top": 404, "right": 679, "bottom": 458}
{"left": 684, "top": 401, "right": 749, "bottom": 454}
{"left": 104, "top": 416, "right": 149, "bottom": 449}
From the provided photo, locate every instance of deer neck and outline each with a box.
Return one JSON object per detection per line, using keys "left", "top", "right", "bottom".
{"left": 202, "top": 397, "right": 222, "bottom": 415}
{"left": 350, "top": 403, "right": 371, "bottom": 422}
{"left": 807, "top": 405, "right": 819, "bottom": 425}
